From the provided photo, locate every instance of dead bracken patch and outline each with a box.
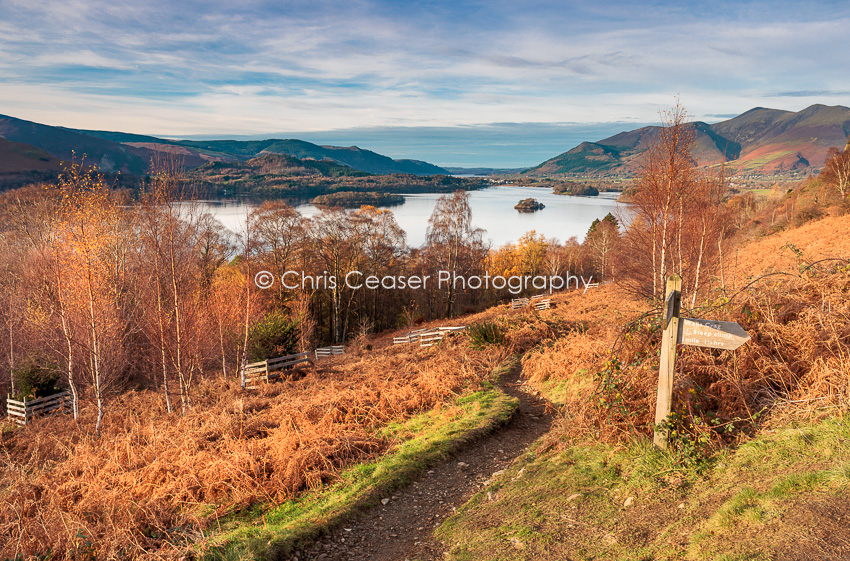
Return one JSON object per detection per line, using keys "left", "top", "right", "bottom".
{"left": 523, "top": 263, "right": 850, "bottom": 460}
{"left": 0, "top": 340, "right": 506, "bottom": 559}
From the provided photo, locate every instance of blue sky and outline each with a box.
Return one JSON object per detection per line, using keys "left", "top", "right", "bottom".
{"left": 1, "top": 0, "right": 849, "bottom": 167}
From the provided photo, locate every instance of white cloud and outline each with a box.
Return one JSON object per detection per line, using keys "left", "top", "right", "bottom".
{"left": 0, "top": 0, "right": 847, "bottom": 138}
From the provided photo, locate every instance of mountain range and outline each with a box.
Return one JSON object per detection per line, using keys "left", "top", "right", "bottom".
{"left": 0, "top": 114, "right": 449, "bottom": 178}
{"left": 1, "top": 104, "right": 849, "bottom": 183}
{"left": 527, "top": 104, "right": 850, "bottom": 176}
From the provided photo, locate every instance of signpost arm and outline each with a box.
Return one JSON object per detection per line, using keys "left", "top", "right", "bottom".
{"left": 654, "top": 274, "right": 682, "bottom": 449}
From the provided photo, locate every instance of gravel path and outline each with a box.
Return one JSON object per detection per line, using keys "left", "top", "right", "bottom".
{"left": 290, "top": 363, "right": 555, "bottom": 561}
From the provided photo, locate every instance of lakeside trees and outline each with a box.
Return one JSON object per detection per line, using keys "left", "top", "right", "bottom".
{"left": 0, "top": 175, "right": 613, "bottom": 426}
{"left": 0, "top": 101, "right": 739, "bottom": 430}
{"left": 616, "top": 103, "right": 729, "bottom": 302}
{"left": 55, "top": 163, "right": 127, "bottom": 432}
{"left": 424, "top": 191, "right": 487, "bottom": 317}
{"left": 0, "top": 163, "right": 252, "bottom": 427}
{"left": 821, "top": 139, "right": 850, "bottom": 201}
{"left": 585, "top": 214, "right": 619, "bottom": 281}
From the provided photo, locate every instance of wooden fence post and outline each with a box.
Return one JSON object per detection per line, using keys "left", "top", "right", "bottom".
{"left": 654, "top": 274, "right": 682, "bottom": 449}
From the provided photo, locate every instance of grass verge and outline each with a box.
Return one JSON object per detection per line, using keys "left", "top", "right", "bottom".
{"left": 436, "top": 412, "right": 850, "bottom": 560}
{"left": 199, "top": 359, "right": 520, "bottom": 560}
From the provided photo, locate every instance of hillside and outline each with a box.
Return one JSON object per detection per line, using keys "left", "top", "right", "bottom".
{"left": 187, "top": 153, "right": 484, "bottom": 198}
{"left": 529, "top": 141, "right": 627, "bottom": 175}
{"left": 432, "top": 213, "right": 850, "bottom": 560}
{"left": 716, "top": 104, "right": 850, "bottom": 173}
{"left": 0, "top": 114, "right": 152, "bottom": 174}
{"left": 0, "top": 138, "right": 61, "bottom": 174}
{"left": 1, "top": 201, "right": 849, "bottom": 559}
{"left": 730, "top": 212, "right": 850, "bottom": 280}
{"left": 175, "top": 138, "right": 448, "bottom": 175}
{"left": 0, "top": 138, "right": 63, "bottom": 190}
{"left": 0, "top": 115, "right": 449, "bottom": 178}
{"left": 526, "top": 104, "right": 850, "bottom": 177}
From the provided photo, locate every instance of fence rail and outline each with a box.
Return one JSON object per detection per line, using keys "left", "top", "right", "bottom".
{"left": 315, "top": 345, "right": 345, "bottom": 359}
{"left": 419, "top": 329, "right": 444, "bottom": 347}
{"left": 6, "top": 391, "right": 72, "bottom": 426}
{"left": 583, "top": 282, "right": 600, "bottom": 293}
{"left": 533, "top": 298, "right": 552, "bottom": 310}
{"left": 241, "top": 352, "right": 312, "bottom": 389}
{"left": 419, "top": 325, "right": 468, "bottom": 347}
{"left": 512, "top": 294, "right": 554, "bottom": 310}
{"left": 393, "top": 328, "right": 428, "bottom": 345}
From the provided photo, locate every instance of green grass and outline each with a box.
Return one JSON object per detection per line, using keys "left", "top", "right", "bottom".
{"left": 436, "top": 412, "right": 850, "bottom": 561}
{"left": 736, "top": 149, "right": 796, "bottom": 171}
{"left": 536, "top": 368, "right": 594, "bottom": 406}
{"left": 198, "top": 360, "right": 520, "bottom": 560}
{"left": 746, "top": 188, "right": 775, "bottom": 198}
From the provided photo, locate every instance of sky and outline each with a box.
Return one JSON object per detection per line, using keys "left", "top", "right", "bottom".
{"left": 1, "top": 0, "right": 849, "bottom": 167}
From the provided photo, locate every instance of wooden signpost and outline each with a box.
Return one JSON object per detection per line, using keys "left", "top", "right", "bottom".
{"left": 653, "top": 275, "right": 682, "bottom": 449}
{"left": 677, "top": 319, "right": 750, "bottom": 350}
{"left": 653, "top": 274, "right": 751, "bottom": 449}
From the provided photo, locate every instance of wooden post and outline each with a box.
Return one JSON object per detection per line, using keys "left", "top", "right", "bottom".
{"left": 654, "top": 274, "right": 682, "bottom": 449}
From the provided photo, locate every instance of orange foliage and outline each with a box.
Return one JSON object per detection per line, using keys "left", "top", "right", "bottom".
{"left": 0, "top": 339, "right": 505, "bottom": 558}
{"left": 529, "top": 266, "right": 850, "bottom": 450}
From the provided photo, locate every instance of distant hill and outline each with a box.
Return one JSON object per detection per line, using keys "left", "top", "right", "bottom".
{"left": 530, "top": 141, "right": 627, "bottom": 175}
{"left": 175, "top": 138, "right": 448, "bottom": 175}
{"left": 526, "top": 104, "right": 850, "bottom": 176}
{"left": 188, "top": 153, "right": 483, "bottom": 199}
{"left": 711, "top": 104, "right": 850, "bottom": 172}
{"left": 0, "top": 115, "right": 449, "bottom": 178}
{"left": 0, "top": 138, "right": 64, "bottom": 189}
{"left": 0, "top": 138, "right": 61, "bottom": 174}
{"left": 0, "top": 114, "right": 152, "bottom": 174}
{"left": 443, "top": 167, "right": 528, "bottom": 176}
{"left": 73, "top": 128, "right": 450, "bottom": 175}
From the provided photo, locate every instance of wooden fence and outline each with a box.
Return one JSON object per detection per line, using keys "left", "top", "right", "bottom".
{"left": 510, "top": 297, "right": 530, "bottom": 309}
{"left": 583, "top": 282, "right": 600, "bottom": 293}
{"left": 418, "top": 329, "right": 443, "bottom": 347}
{"left": 392, "top": 327, "right": 428, "bottom": 345}
{"left": 6, "top": 391, "right": 72, "bottom": 426}
{"left": 315, "top": 345, "right": 345, "bottom": 359}
{"left": 511, "top": 294, "right": 553, "bottom": 310}
{"left": 419, "top": 326, "right": 468, "bottom": 348}
{"left": 241, "top": 352, "right": 312, "bottom": 390}
{"left": 533, "top": 298, "right": 552, "bottom": 310}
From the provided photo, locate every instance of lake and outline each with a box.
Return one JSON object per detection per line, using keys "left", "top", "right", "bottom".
{"left": 192, "top": 185, "right": 624, "bottom": 248}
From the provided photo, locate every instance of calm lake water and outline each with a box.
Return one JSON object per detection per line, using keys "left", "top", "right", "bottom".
{"left": 193, "top": 185, "right": 624, "bottom": 248}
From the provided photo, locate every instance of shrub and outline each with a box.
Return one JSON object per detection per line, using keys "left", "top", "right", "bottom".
{"left": 468, "top": 321, "right": 505, "bottom": 350}
{"left": 246, "top": 310, "right": 299, "bottom": 361}
{"left": 793, "top": 204, "right": 824, "bottom": 227}
{"left": 13, "top": 354, "right": 61, "bottom": 400}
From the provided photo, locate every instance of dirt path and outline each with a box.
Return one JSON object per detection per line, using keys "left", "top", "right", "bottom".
{"left": 290, "top": 363, "right": 555, "bottom": 561}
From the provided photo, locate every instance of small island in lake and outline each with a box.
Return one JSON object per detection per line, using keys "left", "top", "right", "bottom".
{"left": 311, "top": 191, "right": 405, "bottom": 208}
{"left": 515, "top": 198, "right": 545, "bottom": 212}
{"left": 553, "top": 181, "right": 599, "bottom": 196}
